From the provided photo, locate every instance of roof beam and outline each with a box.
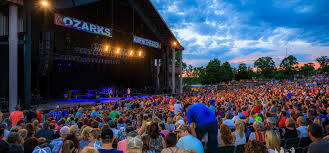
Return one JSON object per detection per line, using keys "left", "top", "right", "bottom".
{"left": 126, "top": 0, "right": 163, "bottom": 44}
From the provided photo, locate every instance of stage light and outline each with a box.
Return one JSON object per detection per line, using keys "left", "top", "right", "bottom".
{"left": 116, "top": 48, "right": 120, "bottom": 54}
{"left": 104, "top": 45, "right": 109, "bottom": 52}
{"left": 129, "top": 50, "right": 134, "bottom": 56}
{"left": 138, "top": 51, "right": 143, "bottom": 57}
{"left": 40, "top": 0, "right": 48, "bottom": 7}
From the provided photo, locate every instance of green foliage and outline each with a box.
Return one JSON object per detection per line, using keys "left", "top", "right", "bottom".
{"left": 220, "top": 62, "right": 233, "bottom": 82}
{"left": 280, "top": 55, "right": 298, "bottom": 79}
{"left": 299, "top": 63, "right": 316, "bottom": 77}
{"left": 183, "top": 55, "right": 327, "bottom": 84}
{"left": 316, "top": 56, "right": 329, "bottom": 73}
{"left": 254, "top": 57, "right": 276, "bottom": 79}
{"left": 204, "top": 59, "right": 221, "bottom": 84}
{"left": 235, "top": 63, "right": 254, "bottom": 80}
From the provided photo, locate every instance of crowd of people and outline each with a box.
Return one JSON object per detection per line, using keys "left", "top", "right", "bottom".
{"left": 0, "top": 74, "right": 329, "bottom": 153}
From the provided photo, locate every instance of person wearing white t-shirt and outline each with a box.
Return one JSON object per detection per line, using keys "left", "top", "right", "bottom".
{"left": 223, "top": 113, "right": 235, "bottom": 129}
{"left": 174, "top": 101, "right": 183, "bottom": 115}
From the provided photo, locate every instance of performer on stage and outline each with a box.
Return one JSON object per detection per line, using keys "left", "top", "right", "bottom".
{"left": 127, "top": 88, "right": 131, "bottom": 97}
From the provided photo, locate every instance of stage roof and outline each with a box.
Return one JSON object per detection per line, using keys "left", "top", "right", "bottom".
{"left": 54, "top": 0, "right": 184, "bottom": 50}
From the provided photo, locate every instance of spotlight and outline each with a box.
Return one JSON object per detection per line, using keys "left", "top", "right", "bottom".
{"left": 138, "top": 51, "right": 143, "bottom": 57}
{"left": 116, "top": 48, "right": 120, "bottom": 54}
{"left": 129, "top": 50, "right": 134, "bottom": 56}
{"left": 104, "top": 45, "right": 109, "bottom": 52}
{"left": 40, "top": 0, "right": 48, "bottom": 7}
{"left": 172, "top": 41, "right": 177, "bottom": 47}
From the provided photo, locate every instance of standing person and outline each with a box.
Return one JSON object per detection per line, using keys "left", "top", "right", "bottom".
{"left": 174, "top": 100, "right": 183, "bottom": 115}
{"left": 184, "top": 103, "right": 218, "bottom": 153}
{"left": 175, "top": 124, "right": 204, "bottom": 153}
{"left": 50, "top": 126, "right": 70, "bottom": 153}
{"left": 9, "top": 105, "right": 24, "bottom": 127}
{"left": 98, "top": 129, "right": 123, "bottom": 153}
{"left": 307, "top": 124, "right": 329, "bottom": 153}
{"left": 127, "top": 88, "right": 131, "bottom": 98}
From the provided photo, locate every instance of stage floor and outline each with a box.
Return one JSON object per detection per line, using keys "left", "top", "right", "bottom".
{"left": 37, "top": 96, "right": 149, "bottom": 110}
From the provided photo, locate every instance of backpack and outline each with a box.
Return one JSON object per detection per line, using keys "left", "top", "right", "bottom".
{"left": 255, "top": 131, "right": 266, "bottom": 142}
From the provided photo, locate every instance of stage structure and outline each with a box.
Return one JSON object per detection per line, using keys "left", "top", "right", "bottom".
{"left": 0, "top": 0, "right": 184, "bottom": 112}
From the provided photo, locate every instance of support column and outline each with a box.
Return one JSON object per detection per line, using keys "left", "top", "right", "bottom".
{"left": 172, "top": 48, "right": 175, "bottom": 94}
{"left": 9, "top": 3, "right": 18, "bottom": 112}
{"left": 156, "top": 59, "right": 160, "bottom": 91}
{"left": 179, "top": 50, "right": 183, "bottom": 93}
{"left": 24, "top": 2, "right": 32, "bottom": 110}
{"left": 165, "top": 47, "right": 170, "bottom": 93}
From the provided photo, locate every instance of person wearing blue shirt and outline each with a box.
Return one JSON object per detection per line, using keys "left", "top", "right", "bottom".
{"left": 184, "top": 103, "right": 218, "bottom": 153}
{"left": 91, "top": 110, "right": 99, "bottom": 119}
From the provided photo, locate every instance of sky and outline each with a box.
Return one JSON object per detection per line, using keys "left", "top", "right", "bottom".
{"left": 151, "top": 0, "right": 329, "bottom": 68}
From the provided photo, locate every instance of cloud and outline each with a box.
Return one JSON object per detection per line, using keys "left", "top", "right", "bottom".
{"left": 151, "top": 0, "right": 329, "bottom": 67}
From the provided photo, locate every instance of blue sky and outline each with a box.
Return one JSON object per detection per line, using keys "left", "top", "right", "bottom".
{"left": 151, "top": 0, "right": 329, "bottom": 67}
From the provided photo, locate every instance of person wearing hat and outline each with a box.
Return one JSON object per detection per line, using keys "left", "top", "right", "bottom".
{"left": 98, "top": 129, "right": 123, "bottom": 153}
{"left": 9, "top": 105, "right": 24, "bottom": 127}
{"left": 175, "top": 124, "right": 204, "bottom": 153}
{"left": 50, "top": 126, "right": 70, "bottom": 153}
{"left": 126, "top": 132, "right": 142, "bottom": 153}
{"left": 265, "top": 117, "right": 280, "bottom": 135}
{"left": 48, "top": 106, "right": 62, "bottom": 121}
{"left": 32, "top": 146, "right": 51, "bottom": 153}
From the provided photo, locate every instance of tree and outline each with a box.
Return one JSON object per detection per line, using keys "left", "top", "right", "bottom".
{"left": 316, "top": 56, "right": 329, "bottom": 73}
{"left": 183, "top": 64, "right": 194, "bottom": 85}
{"left": 236, "top": 63, "right": 253, "bottom": 80}
{"left": 254, "top": 57, "right": 276, "bottom": 79}
{"left": 204, "top": 59, "right": 221, "bottom": 84}
{"left": 220, "top": 62, "right": 233, "bottom": 82}
{"left": 193, "top": 66, "right": 206, "bottom": 84}
{"left": 299, "top": 63, "right": 315, "bottom": 77}
{"left": 280, "top": 55, "right": 298, "bottom": 79}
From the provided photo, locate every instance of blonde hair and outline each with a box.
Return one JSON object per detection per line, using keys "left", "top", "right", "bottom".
{"left": 167, "top": 118, "right": 173, "bottom": 124}
{"left": 265, "top": 130, "right": 281, "bottom": 151}
{"left": 18, "top": 129, "right": 28, "bottom": 139}
{"left": 234, "top": 119, "right": 245, "bottom": 138}
{"left": 80, "top": 127, "right": 92, "bottom": 140}
{"left": 80, "top": 147, "right": 99, "bottom": 153}
{"left": 253, "top": 121, "right": 265, "bottom": 131}
{"left": 285, "top": 118, "right": 296, "bottom": 128}
{"left": 70, "top": 125, "right": 79, "bottom": 134}
{"left": 33, "top": 120, "right": 39, "bottom": 130}
{"left": 90, "top": 128, "right": 101, "bottom": 140}
{"left": 314, "top": 117, "right": 322, "bottom": 126}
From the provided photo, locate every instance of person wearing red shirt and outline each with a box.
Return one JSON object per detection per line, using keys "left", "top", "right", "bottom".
{"left": 278, "top": 111, "right": 288, "bottom": 127}
{"left": 9, "top": 105, "right": 24, "bottom": 127}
